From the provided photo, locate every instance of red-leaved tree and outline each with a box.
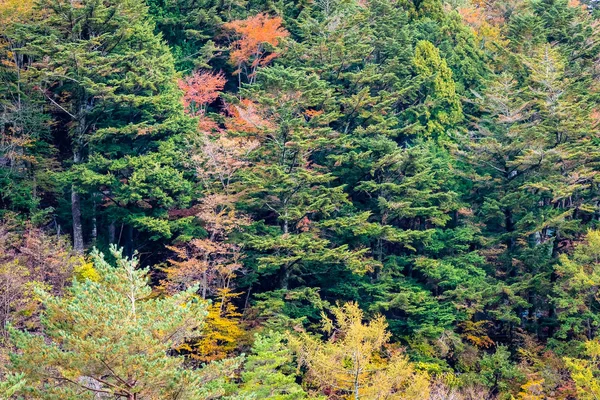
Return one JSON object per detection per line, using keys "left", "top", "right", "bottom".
{"left": 178, "top": 70, "right": 226, "bottom": 116}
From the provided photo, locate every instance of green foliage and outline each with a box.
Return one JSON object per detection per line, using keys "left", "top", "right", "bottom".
{"left": 553, "top": 230, "right": 600, "bottom": 340}
{"left": 6, "top": 246, "right": 238, "bottom": 399}
{"left": 478, "top": 346, "right": 523, "bottom": 394}
{"left": 233, "top": 332, "right": 308, "bottom": 399}
{"left": 3, "top": 0, "right": 600, "bottom": 397}
{"left": 408, "top": 40, "right": 462, "bottom": 138}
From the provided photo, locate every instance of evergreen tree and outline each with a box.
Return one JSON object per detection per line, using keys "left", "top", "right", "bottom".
{"left": 237, "top": 66, "right": 375, "bottom": 290}
{"left": 553, "top": 230, "right": 600, "bottom": 341}
{"left": 6, "top": 246, "right": 238, "bottom": 399}
{"left": 15, "top": 0, "right": 195, "bottom": 253}
{"left": 233, "top": 332, "right": 308, "bottom": 399}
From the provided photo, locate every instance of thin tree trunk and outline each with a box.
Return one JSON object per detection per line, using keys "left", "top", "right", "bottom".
{"left": 71, "top": 104, "right": 87, "bottom": 253}
{"left": 280, "top": 264, "right": 291, "bottom": 290}
{"left": 71, "top": 184, "right": 84, "bottom": 253}
{"left": 91, "top": 194, "right": 97, "bottom": 245}
{"left": 108, "top": 221, "right": 116, "bottom": 244}
{"left": 125, "top": 225, "right": 134, "bottom": 258}
{"left": 72, "top": 147, "right": 84, "bottom": 253}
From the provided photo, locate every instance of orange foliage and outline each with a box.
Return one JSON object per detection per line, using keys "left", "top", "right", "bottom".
{"left": 178, "top": 70, "right": 226, "bottom": 116}
{"left": 457, "top": 4, "right": 507, "bottom": 52}
{"left": 162, "top": 194, "right": 250, "bottom": 299}
{"left": 224, "top": 99, "right": 273, "bottom": 132}
{"left": 163, "top": 197, "right": 250, "bottom": 362}
{"left": 0, "top": 222, "right": 80, "bottom": 335}
{"left": 458, "top": 320, "right": 495, "bottom": 348}
{"left": 568, "top": 0, "right": 586, "bottom": 10}
{"left": 223, "top": 13, "right": 289, "bottom": 82}
{"left": 197, "top": 115, "right": 221, "bottom": 134}
{"left": 304, "top": 109, "right": 324, "bottom": 119}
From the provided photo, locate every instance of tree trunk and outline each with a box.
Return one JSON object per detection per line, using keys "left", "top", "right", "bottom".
{"left": 91, "top": 194, "right": 97, "bottom": 245}
{"left": 72, "top": 149, "right": 84, "bottom": 253}
{"left": 108, "top": 221, "right": 116, "bottom": 244}
{"left": 125, "top": 225, "right": 134, "bottom": 258}
{"left": 504, "top": 208, "right": 514, "bottom": 251}
{"left": 71, "top": 102, "right": 87, "bottom": 254}
{"left": 280, "top": 264, "right": 291, "bottom": 290}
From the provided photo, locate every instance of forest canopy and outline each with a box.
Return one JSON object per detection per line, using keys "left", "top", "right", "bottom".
{"left": 2, "top": 0, "right": 600, "bottom": 398}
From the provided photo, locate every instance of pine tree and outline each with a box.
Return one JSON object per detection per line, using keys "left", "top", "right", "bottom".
{"left": 6, "top": 246, "right": 238, "bottom": 399}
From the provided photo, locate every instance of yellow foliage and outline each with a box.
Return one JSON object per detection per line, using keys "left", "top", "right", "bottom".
{"left": 456, "top": 3, "right": 508, "bottom": 53}
{"left": 459, "top": 320, "right": 494, "bottom": 348}
{"left": 565, "top": 339, "right": 600, "bottom": 399}
{"left": 0, "top": 0, "right": 35, "bottom": 27}
{"left": 290, "top": 302, "right": 429, "bottom": 399}
{"left": 182, "top": 289, "right": 246, "bottom": 363}
{"left": 74, "top": 260, "right": 100, "bottom": 282}
{"left": 516, "top": 377, "right": 545, "bottom": 400}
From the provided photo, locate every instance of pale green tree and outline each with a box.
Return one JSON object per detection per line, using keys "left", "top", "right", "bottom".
{"left": 6, "top": 246, "right": 238, "bottom": 399}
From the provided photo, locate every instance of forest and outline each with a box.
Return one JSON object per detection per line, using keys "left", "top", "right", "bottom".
{"left": 2, "top": 0, "right": 600, "bottom": 398}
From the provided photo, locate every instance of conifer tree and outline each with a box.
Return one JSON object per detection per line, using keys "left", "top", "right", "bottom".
{"left": 6, "top": 246, "right": 238, "bottom": 399}
{"left": 403, "top": 40, "right": 462, "bottom": 139}
{"left": 237, "top": 66, "right": 375, "bottom": 290}
{"left": 233, "top": 332, "right": 308, "bottom": 400}
{"left": 553, "top": 230, "right": 600, "bottom": 340}
{"left": 290, "top": 302, "right": 430, "bottom": 399}
{"left": 15, "top": 0, "right": 195, "bottom": 253}
{"left": 0, "top": 0, "right": 55, "bottom": 217}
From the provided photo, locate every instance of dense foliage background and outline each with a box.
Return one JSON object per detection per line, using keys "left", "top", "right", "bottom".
{"left": 3, "top": 0, "right": 600, "bottom": 398}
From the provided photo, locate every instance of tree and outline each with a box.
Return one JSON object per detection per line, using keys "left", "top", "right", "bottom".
{"left": 179, "top": 70, "right": 227, "bottom": 116}
{"left": 403, "top": 40, "right": 463, "bottom": 139}
{"left": 565, "top": 339, "right": 600, "bottom": 399}
{"left": 233, "top": 332, "right": 308, "bottom": 400}
{"left": 0, "top": 0, "right": 55, "bottom": 219}
{"left": 553, "top": 230, "right": 600, "bottom": 340}
{"left": 5, "top": 246, "right": 238, "bottom": 399}
{"left": 290, "top": 302, "right": 430, "bottom": 399}
{"left": 15, "top": 0, "right": 195, "bottom": 253}
{"left": 236, "top": 66, "right": 375, "bottom": 290}
{"left": 223, "top": 13, "right": 289, "bottom": 85}
{"left": 0, "top": 221, "right": 79, "bottom": 337}
{"left": 478, "top": 345, "right": 523, "bottom": 395}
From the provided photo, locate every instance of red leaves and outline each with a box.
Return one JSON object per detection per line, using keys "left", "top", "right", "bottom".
{"left": 178, "top": 70, "right": 226, "bottom": 116}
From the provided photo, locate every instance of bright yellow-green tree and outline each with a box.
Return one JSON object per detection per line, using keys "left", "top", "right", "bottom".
{"left": 565, "top": 339, "right": 600, "bottom": 399}
{"left": 290, "top": 302, "right": 429, "bottom": 399}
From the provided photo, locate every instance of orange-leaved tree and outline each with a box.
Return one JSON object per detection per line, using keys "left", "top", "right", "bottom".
{"left": 223, "top": 13, "right": 289, "bottom": 86}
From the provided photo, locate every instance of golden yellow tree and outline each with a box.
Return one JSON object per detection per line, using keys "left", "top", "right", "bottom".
{"left": 290, "top": 302, "right": 430, "bottom": 400}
